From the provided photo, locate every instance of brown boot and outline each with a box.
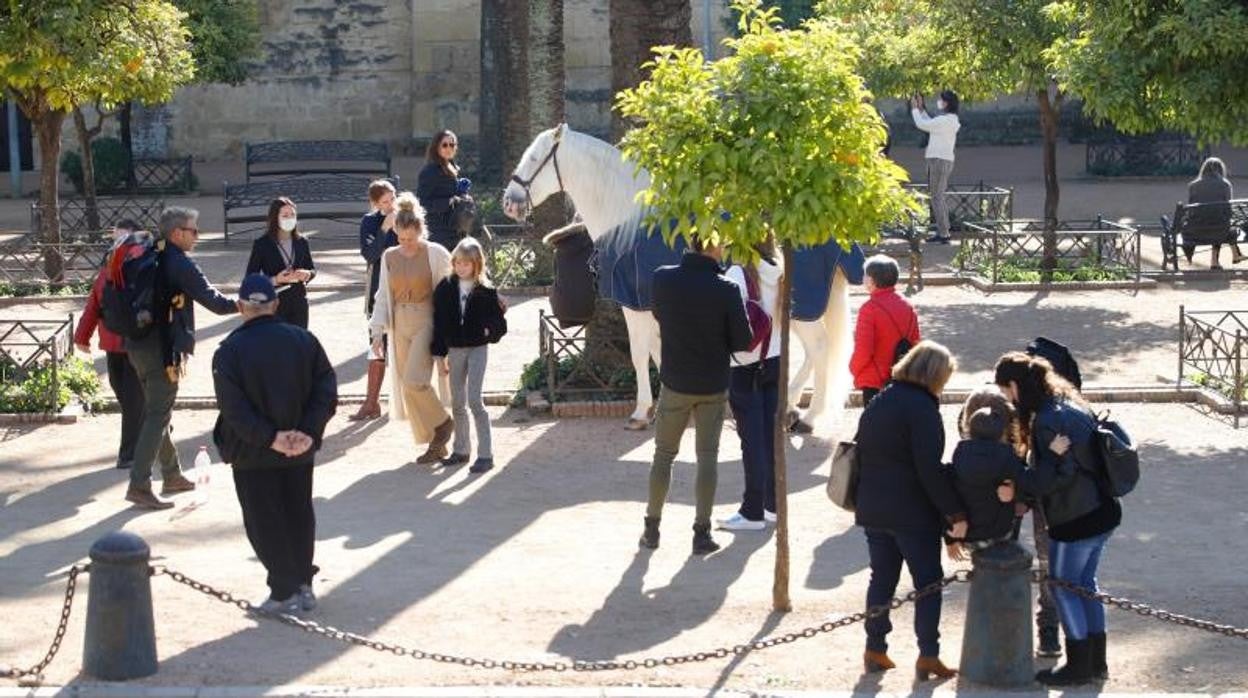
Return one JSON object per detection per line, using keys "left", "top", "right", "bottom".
{"left": 416, "top": 418, "right": 454, "bottom": 465}
{"left": 915, "top": 656, "right": 956, "bottom": 681}
{"left": 126, "top": 485, "right": 175, "bottom": 510}
{"left": 349, "top": 360, "right": 385, "bottom": 421}
{"left": 160, "top": 473, "right": 196, "bottom": 496}
{"left": 863, "top": 649, "right": 895, "bottom": 673}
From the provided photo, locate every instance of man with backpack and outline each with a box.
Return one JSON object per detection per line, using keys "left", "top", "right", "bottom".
{"left": 122, "top": 207, "right": 241, "bottom": 510}
{"left": 849, "top": 254, "right": 921, "bottom": 406}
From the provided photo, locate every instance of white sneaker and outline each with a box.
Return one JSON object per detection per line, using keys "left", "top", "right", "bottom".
{"left": 764, "top": 509, "right": 777, "bottom": 523}
{"left": 717, "top": 512, "right": 765, "bottom": 531}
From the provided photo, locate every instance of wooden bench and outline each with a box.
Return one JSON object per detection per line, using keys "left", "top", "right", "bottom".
{"left": 222, "top": 174, "right": 398, "bottom": 242}
{"left": 244, "top": 140, "right": 391, "bottom": 182}
{"left": 1160, "top": 199, "right": 1248, "bottom": 271}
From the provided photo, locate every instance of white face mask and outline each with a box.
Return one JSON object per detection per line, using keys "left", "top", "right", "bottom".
{"left": 278, "top": 217, "right": 297, "bottom": 233}
{"left": 937, "top": 100, "right": 946, "bottom": 112}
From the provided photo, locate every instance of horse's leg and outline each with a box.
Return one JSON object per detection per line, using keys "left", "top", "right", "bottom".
{"left": 808, "top": 269, "right": 853, "bottom": 429}
{"left": 789, "top": 320, "right": 825, "bottom": 433}
{"left": 623, "top": 307, "right": 656, "bottom": 430}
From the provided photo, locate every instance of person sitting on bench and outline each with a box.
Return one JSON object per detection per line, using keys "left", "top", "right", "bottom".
{"left": 1187, "top": 156, "right": 1244, "bottom": 269}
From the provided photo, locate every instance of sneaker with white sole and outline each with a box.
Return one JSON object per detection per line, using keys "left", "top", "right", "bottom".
{"left": 763, "top": 509, "right": 777, "bottom": 523}
{"left": 298, "top": 584, "right": 317, "bottom": 611}
{"left": 717, "top": 512, "right": 766, "bottom": 531}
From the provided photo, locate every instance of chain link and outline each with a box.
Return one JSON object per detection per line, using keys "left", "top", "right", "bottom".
{"left": 1033, "top": 571, "right": 1248, "bottom": 640}
{"left": 0, "top": 564, "right": 85, "bottom": 684}
{"left": 158, "top": 567, "right": 964, "bottom": 672}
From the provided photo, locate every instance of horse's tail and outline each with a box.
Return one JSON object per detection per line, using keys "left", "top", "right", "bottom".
{"left": 807, "top": 268, "right": 853, "bottom": 430}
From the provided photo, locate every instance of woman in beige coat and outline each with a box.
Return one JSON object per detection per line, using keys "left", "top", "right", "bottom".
{"left": 369, "top": 192, "right": 454, "bottom": 463}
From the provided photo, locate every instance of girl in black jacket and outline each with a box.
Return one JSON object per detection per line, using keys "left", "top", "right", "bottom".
{"left": 245, "top": 197, "right": 316, "bottom": 328}
{"left": 431, "top": 237, "right": 506, "bottom": 473}
{"left": 417, "top": 129, "right": 468, "bottom": 250}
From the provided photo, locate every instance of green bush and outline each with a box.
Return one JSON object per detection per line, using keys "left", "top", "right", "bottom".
{"left": 0, "top": 281, "right": 94, "bottom": 298}
{"left": 0, "top": 355, "right": 103, "bottom": 414}
{"left": 516, "top": 354, "right": 658, "bottom": 404}
{"left": 61, "top": 137, "right": 132, "bottom": 195}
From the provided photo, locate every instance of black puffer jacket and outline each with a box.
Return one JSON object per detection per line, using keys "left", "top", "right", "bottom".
{"left": 417, "top": 161, "right": 460, "bottom": 250}
{"left": 652, "top": 252, "right": 752, "bottom": 395}
{"left": 854, "top": 380, "right": 966, "bottom": 532}
{"left": 948, "top": 440, "right": 1026, "bottom": 542}
{"left": 430, "top": 277, "right": 507, "bottom": 356}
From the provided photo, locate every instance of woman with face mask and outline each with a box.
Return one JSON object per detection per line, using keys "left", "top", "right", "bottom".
{"left": 245, "top": 197, "right": 317, "bottom": 328}
{"left": 911, "top": 90, "right": 961, "bottom": 244}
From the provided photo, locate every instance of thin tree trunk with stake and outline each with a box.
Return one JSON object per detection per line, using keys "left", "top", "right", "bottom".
{"left": 772, "top": 244, "right": 794, "bottom": 612}
{"left": 72, "top": 106, "right": 108, "bottom": 234}
{"left": 1037, "top": 83, "right": 1063, "bottom": 281}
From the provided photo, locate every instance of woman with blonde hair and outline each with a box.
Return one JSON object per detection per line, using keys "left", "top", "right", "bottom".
{"left": 369, "top": 192, "right": 454, "bottom": 463}
{"left": 851, "top": 340, "right": 967, "bottom": 681}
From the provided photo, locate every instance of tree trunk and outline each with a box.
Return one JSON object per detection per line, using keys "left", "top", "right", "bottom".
{"left": 1037, "top": 86, "right": 1062, "bottom": 280}
{"left": 479, "top": 2, "right": 505, "bottom": 184}
{"left": 72, "top": 107, "right": 100, "bottom": 234}
{"left": 609, "top": 0, "right": 693, "bottom": 142}
{"left": 33, "top": 108, "right": 65, "bottom": 281}
{"left": 120, "top": 100, "right": 136, "bottom": 190}
{"left": 773, "top": 244, "right": 794, "bottom": 612}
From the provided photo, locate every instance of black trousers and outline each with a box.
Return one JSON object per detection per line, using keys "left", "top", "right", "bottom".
{"left": 728, "top": 358, "right": 779, "bottom": 520}
{"left": 861, "top": 387, "right": 880, "bottom": 406}
{"left": 106, "top": 351, "right": 144, "bottom": 467}
{"left": 232, "top": 463, "right": 317, "bottom": 601}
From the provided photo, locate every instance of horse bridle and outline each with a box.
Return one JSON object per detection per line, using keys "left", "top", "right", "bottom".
{"left": 510, "top": 128, "right": 566, "bottom": 215}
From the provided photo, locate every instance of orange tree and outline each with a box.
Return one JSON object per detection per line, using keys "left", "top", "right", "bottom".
{"left": 616, "top": 0, "right": 917, "bottom": 611}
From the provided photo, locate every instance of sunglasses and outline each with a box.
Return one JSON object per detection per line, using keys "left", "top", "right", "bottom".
{"left": 180, "top": 226, "right": 200, "bottom": 238}
{"left": 440, "top": 141, "right": 458, "bottom": 149}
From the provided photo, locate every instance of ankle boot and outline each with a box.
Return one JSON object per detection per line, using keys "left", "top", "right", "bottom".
{"left": 416, "top": 418, "right": 454, "bottom": 464}
{"left": 125, "top": 485, "right": 174, "bottom": 510}
{"left": 349, "top": 361, "right": 386, "bottom": 420}
{"left": 1036, "top": 637, "right": 1094, "bottom": 686}
{"left": 1037, "top": 624, "right": 1062, "bottom": 658}
{"left": 915, "top": 656, "right": 956, "bottom": 681}
{"left": 691, "top": 523, "right": 720, "bottom": 555}
{"left": 1089, "top": 631, "right": 1108, "bottom": 680}
{"left": 863, "top": 649, "right": 895, "bottom": 673}
{"left": 639, "top": 516, "right": 660, "bottom": 549}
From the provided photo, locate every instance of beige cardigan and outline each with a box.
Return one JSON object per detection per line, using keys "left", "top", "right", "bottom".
{"left": 368, "top": 242, "right": 452, "bottom": 421}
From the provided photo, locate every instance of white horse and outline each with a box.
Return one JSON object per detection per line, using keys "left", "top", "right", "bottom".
{"left": 503, "top": 124, "right": 854, "bottom": 431}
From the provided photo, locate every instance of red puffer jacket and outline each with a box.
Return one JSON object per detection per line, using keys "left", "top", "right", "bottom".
{"left": 849, "top": 287, "right": 921, "bottom": 390}
{"left": 74, "top": 268, "right": 125, "bottom": 353}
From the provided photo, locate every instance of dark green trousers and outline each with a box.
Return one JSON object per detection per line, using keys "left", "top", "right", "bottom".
{"left": 646, "top": 385, "right": 727, "bottom": 526}
{"left": 126, "top": 335, "right": 183, "bottom": 487}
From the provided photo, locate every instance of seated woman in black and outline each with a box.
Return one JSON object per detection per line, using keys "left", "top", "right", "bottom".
{"left": 245, "top": 196, "right": 316, "bottom": 328}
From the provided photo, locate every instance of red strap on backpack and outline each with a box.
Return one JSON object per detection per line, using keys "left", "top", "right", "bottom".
{"left": 742, "top": 269, "right": 772, "bottom": 354}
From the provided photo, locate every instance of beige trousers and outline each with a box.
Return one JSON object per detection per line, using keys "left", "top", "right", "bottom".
{"left": 393, "top": 302, "right": 448, "bottom": 444}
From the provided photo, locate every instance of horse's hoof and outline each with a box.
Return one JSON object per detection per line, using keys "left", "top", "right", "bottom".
{"left": 625, "top": 418, "right": 649, "bottom": 431}
{"left": 789, "top": 419, "right": 814, "bottom": 435}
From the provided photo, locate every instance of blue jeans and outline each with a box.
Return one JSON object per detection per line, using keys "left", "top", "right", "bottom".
{"left": 728, "top": 358, "right": 779, "bottom": 521}
{"left": 863, "top": 527, "right": 944, "bottom": 657}
{"left": 1049, "top": 531, "right": 1112, "bottom": 640}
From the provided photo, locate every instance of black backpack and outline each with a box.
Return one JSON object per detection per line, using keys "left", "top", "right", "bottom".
{"left": 100, "top": 234, "right": 165, "bottom": 340}
{"left": 1026, "top": 336, "right": 1082, "bottom": 389}
{"left": 1090, "top": 412, "right": 1140, "bottom": 497}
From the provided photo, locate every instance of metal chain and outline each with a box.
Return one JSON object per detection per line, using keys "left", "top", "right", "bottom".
{"left": 0, "top": 564, "right": 85, "bottom": 684}
{"left": 1033, "top": 571, "right": 1248, "bottom": 640}
{"left": 156, "top": 566, "right": 969, "bottom": 672}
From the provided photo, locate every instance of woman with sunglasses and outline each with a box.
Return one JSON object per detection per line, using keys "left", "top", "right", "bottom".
{"left": 417, "top": 129, "right": 468, "bottom": 251}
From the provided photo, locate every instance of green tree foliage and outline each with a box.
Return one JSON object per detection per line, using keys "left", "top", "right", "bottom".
{"left": 174, "top": 0, "right": 261, "bottom": 85}
{"left": 1048, "top": 0, "right": 1248, "bottom": 145}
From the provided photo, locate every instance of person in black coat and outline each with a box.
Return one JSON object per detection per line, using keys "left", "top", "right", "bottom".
{"left": 417, "top": 129, "right": 468, "bottom": 250}
{"left": 245, "top": 197, "right": 316, "bottom": 328}
{"left": 212, "top": 274, "right": 337, "bottom": 615}
{"left": 431, "top": 237, "right": 507, "bottom": 474}
{"left": 853, "top": 340, "right": 966, "bottom": 680}
{"left": 947, "top": 404, "right": 1028, "bottom": 549}
{"left": 350, "top": 181, "right": 399, "bottom": 421}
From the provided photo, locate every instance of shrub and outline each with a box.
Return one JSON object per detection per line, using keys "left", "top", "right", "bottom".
{"left": 0, "top": 355, "right": 103, "bottom": 414}
{"left": 60, "top": 137, "right": 132, "bottom": 195}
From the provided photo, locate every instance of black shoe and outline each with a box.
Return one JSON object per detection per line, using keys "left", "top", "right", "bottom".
{"left": 692, "top": 523, "right": 720, "bottom": 555}
{"left": 1088, "top": 631, "right": 1108, "bottom": 680}
{"left": 441, "top": 452, "right": 470, "bottom": 467}
{"left": 1036, "top": 637, "right": 1095, "bottom": 686}
{"left": 468, "top": 457, "right": 494, "bottom": 474}
{"left": 1037, "top": 624, "right": 1062, "bottom": 658}
{"left": 639, "top": 516, "right": 660, "bottom": 549}
{"left": 925, "top": 234, "right": 952, "bottom": 244}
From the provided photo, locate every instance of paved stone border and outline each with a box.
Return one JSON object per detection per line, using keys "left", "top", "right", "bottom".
{"left": 1, "top": 687, "right": 1244, "bottom": 697}
{"left": 0, "top": 403, "right": 80, "bottom": 424}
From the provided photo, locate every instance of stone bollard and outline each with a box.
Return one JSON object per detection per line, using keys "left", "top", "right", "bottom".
{"left": 83, "top": 532, "right": 158, "bottom": 681}
{"left": 958, "top": 540, "right": 1035, "bottom": 686}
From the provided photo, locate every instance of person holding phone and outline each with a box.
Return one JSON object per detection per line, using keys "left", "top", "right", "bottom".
{"left": 245, "top": 197, "right": 316, "bottom": 328}
{"left": 911, "top": 90, "right": 961, "bottom": 244}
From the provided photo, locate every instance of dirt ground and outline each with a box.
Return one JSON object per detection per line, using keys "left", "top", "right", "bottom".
{"left": 1, "top": 401, "right": 1246, "bottom": 693}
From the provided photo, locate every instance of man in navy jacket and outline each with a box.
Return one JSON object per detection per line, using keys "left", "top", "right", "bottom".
{"left": 213, "top": 274, "right": 338, "bottom": 615}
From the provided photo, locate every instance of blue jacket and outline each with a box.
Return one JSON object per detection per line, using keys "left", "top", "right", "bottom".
{"left": 854, "top": 380, "right": 966, "bottom": 532}
{"left": 1016, "top": 398, "right": 1103, "bottom": 527}
{"left": 160, "top": 244, "right": 238, "bottom": 358}
{"left": 359, "top": 211, "right": 398, "bottom": 316}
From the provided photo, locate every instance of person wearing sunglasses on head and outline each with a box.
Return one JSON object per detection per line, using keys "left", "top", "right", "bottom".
{"left": 417, "top": 129, "right": 471, "bottom": 251}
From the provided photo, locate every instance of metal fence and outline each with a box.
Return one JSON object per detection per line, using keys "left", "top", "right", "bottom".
{"left": 482, "top": 223, "right": 553, "bottom": 288}
{"left": 0, "top": 316, "right": 75, "bottom": 414}
{"left": 1086, "top": 134, "right": 1209, "bottom": 177}
{"left": 1178, "top": 308, "right": 1246, "bottom": 428}
{"left": 30, "top": 196, "right": 165, "bottom": 236}
{"left": 0, "top": 239, "right": 110, "bottom": 285}
{"left": 960, "top": 218, "right": 1141, "bottom": 285}
{"left": 129, "top": 156, "right": 194, "bottom": 194}
{"left": 905, "top": 181, "right": 1013, "bottom": 232}
{"left": 537, "top": 306, "right": 636, "bottom": 402}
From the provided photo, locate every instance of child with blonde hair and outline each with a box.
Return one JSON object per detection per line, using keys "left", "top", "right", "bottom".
{"left": 431, "top": 237, "right": 507, "bottom": 473}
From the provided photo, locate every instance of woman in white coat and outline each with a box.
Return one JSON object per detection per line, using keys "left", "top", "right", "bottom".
{"left": 369, "top": 192, "right": 454, "bottom": 463}
{"left": 912, "top": 89, "right": 961, "bottom": 244}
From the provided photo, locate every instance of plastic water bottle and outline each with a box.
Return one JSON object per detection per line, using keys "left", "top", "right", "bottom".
{"left": 193, "top": 446, "right": 212, "bottom": 505}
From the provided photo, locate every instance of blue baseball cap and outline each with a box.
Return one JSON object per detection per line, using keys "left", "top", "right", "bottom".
{"left": 238, "top": 273, "right": 277, "bottom": 304}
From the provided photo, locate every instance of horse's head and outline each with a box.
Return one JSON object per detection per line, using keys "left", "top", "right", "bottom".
{"left": 503, "top": 123, "right": 568, "bottom": 221}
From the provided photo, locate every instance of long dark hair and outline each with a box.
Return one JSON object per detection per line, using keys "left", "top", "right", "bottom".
{"left": 425, "top": 129, "right": 459, "bottom": 177}
{"left": 993, "top": 351, "right": 1085, "bottom": 445}
{"left": 265, "top": 197, "right": 299, "bottom": 240}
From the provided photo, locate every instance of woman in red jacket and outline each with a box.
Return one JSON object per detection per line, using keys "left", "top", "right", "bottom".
{"left": 74, "top": 220, "right": 145, "bottom": 470}
{"left": 849, "top": 254, "right": 921, "bottom": 405}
